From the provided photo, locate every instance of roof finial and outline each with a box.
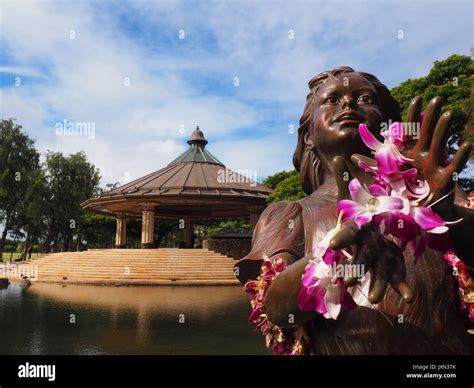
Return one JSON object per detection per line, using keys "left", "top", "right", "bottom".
{"left": 187, "top": 126, "right": 208, "bottom": 146}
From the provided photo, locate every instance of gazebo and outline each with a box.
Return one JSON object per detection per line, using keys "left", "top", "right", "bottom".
{"left": 81, "top": 127, "right": 272, "bottom": 249}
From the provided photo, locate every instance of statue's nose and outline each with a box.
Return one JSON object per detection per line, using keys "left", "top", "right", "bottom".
{"left": 341, "top": 97, "right": 355, "bottom": 110}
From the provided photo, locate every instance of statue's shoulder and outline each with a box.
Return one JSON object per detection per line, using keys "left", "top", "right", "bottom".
{"left": 262, "top": 192, "right": 336, "bottom": 221}
{"left": 297, "top": 190, "right": 337, "bottom": 208}
{"left": 260, "top": 200, "right": 303, "bottom": 224}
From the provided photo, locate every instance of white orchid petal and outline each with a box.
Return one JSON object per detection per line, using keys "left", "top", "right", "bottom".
{"left": 429, "top": 226, "right": 449, "bottom": 234}
{"left": 313, "top": 262, "right": 331, "bottom": 279}
{"left": 323, "top": 285, "right": 342, "bottom": 319}
{"left": 349, "top": 178, "right": 373, "bottom": 204}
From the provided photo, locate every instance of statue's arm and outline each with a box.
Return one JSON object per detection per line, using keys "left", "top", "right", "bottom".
{"left": 265, "top": 254, "right": 318, "bottom": 327}
{"left": 235, "top": 199, "right": 318, "bottom": 326}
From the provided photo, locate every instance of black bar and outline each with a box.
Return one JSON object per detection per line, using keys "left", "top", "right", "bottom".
{"left": 0, "top": 355, "right": 471, "bottom": 386}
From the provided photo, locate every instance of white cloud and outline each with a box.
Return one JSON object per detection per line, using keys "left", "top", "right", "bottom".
{"left": 0, "top": 0, "right": 472, "bottom": 187}
{"left": 213, "top": 134, "right": 297, "bottom": 179}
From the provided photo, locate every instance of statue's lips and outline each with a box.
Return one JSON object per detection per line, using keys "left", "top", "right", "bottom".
{"left": 333, "top": 111, "right": 364, "bottom": 125}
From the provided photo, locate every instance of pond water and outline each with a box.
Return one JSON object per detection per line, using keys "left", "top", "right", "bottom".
{"left": 0, "top": 282, "right": 269, "bottom": 355}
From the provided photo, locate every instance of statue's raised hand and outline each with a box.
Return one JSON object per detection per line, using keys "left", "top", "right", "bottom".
{"left": 354, "top": 97, "right": 471, "bottom": 212}
{"left": 403, "top": 96, "right": 472, "bottom": 214}
{"left": 350, "top": 96, "right": 474, "bottom": 267}
{"left": 329, "top": 156, "right": 414, "bottom": 304}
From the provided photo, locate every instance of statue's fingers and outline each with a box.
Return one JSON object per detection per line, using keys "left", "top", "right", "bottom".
{"left": 405, "top": 97, "right": 422, "bottom": 149}
{"left": 351, "top": 153, "right": 377, "bottom": 169}
{"left": 339, "top": 243, "right": 360, "bottom": 287}
{"left": 405, "top": 96, "right": 422, "bottom": 125}
{"left": 417, "top": 96, "right": 443, "bottom": 152}
{"left": 393, "top": 281, "right": 415, "bottom": 304}
{"left": 330, "top": 224, "right": 358, "bottom": 250}
{"left": 430, "top": 111, "right": 452, "bottom": 165}
{"left": 446, "top": 141, "right": 472, "bottom": 177}
{"left": 368, "top": 278, "right": 388, "bottom": 304}
{"left": 343, "top": 276, "right": 359, "bottom": 287}
{"left": 385, "top": 255, "right": 414, "bottom": 304}
{"left": 332, "top": 155, "right": 352, "bottom": 201}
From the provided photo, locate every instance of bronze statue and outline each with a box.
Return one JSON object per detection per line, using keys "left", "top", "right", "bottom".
{"left": 236, "top": 66, "right": 474, "bottom": 355}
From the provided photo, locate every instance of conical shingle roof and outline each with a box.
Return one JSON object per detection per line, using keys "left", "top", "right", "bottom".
{"left": 81, "top": 127, "right": 272, "bottom": 219}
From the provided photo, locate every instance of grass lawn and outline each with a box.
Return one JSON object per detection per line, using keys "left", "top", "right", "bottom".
{"left": 1, "top": 253, "right": 41, "bottom": 263}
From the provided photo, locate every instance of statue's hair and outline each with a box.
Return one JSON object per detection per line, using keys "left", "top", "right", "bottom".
{"left": 292, "top": 66, "right": 402, "bottom": 195}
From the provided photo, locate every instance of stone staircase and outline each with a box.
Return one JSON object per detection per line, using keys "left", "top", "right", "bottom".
{"left": 17, "top": 249, "right": 240, "bottom": 286}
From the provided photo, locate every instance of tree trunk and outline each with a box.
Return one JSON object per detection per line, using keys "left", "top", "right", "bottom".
{"left": 21, "top": 230, "right": 30, "bottom": 261}
{"left": 43, "top": 231, "right": 53, "bottom": 253}
{"left": 43, "top": 223, "right": 56, "bottom": 253}
{"left": 0, "top": 214, "right": 10, "bottom": 258}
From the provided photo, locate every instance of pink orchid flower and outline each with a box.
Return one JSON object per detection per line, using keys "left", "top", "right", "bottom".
{"left": 359, "top": 124, "right": 413, "bottom": 174}
{"left": 386, "top": 169, "right": 430, "bottom": 201}
{"left": 338, "top": 178, "right": 404, "bottom": 228}
{"left": 381, "top": 122, "right": 408, "bottom": 150}
{"left": 311, "top": 221, "right": 344, "bottom": 263}
{"left": 358, "top": 164, "right": 430, "bottom": 202}
{"left": 372, "top": 194, "right": 460, "bottom": 257}
{"left": 298, "top": 255, "right": 356, "bottom": 319}
{"left": 298, "top": 221, "right": 357, "bottom": 319}
{"left": 410, "top": 206, "right": 453, "bottom": 234}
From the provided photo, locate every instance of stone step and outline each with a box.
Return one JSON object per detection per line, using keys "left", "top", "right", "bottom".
{"left": 27, "top": 256, "right": 231, "bottom": 261}
{"left": 35, "top": 268, "right": 235, "bottom": 272}
{"left": 27, "top": 255, "right": 229, "bottom": 260}
{"left": 27, "top": 257, "right": 233, "bottom": 263}
{"left": 15, "top": 248, "right": 240, "bottom": 285}
{"left": 27, "top": 257, "right": 234, "bottom": 263}
{"left": 32, "top": 252, "right": 226, "bottom": 254}
{"left": 32, "top": 277, "right": 237, "bottom": 281}
{"left": 34, "top": 266, "right": 234, "bottom": 269}
{"left": 25, "top": 263, "right": 236, "bottom": 267}
{"left": 36, "top": 270, "right": 235, "bottom": 275}
{"left": 34, "top": 273, "right": 236, "bottom": 278}
{"left": 26, "top": 278, "right": 240, "bottom": 286}
{"left": 30, "top": 250, "right": 223, "bottom": 253}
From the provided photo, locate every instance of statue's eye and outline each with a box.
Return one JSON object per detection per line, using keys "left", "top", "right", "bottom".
{"left": 358, "top": 95, "right": 373, "bottom": 104}
{"left": 324, "top": 96, "right": 338, "bottom": 104}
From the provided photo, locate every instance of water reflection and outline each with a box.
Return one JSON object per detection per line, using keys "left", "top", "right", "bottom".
{"left": 0, "top": 283, "right": 269, "bottom": 355}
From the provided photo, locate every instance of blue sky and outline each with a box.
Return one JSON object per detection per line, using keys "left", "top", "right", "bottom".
{"left": 0, "top": 0, "right": 472, "bottom": 187}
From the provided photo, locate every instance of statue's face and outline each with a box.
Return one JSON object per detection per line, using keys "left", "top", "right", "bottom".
{"left": 308, "top": 72, "right": 384, "bottom": 160}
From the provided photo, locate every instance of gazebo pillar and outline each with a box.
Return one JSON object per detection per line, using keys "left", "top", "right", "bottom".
{"left": 184, "top": 219, "right": 194, "bottom": 248}
{"left": 140, "top": 203, "right": 155, "bottom": 249}
{"left": 115, "top": 213, "right": 127, "bottom": 248}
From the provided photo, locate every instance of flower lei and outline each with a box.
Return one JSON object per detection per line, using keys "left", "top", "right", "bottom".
{"left": 244, "top": 256, "right": 311, "bottom": 355}
{"left": 444, "top": 251, "right": 474, "bottom": 333}
{"left": 297, "top": 122, "right": 472, "bottom": 328}
{"left": 444, "top": 192, "right": 474, "bottom": 333}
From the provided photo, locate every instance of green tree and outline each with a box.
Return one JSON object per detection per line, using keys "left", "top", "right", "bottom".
{"left": 0, "top": 119, "right": 41, "bottom": 256}
{"left": 391, "top": 56, "right": 473, "bottom": 148}
{"left": 266, "top": 170, "right": 305, "bottom": 203}
{"left": 43, "top": 151, "right": 101, "bottom": 252}
{"left": 79, "top": 212, "right": 116, "bottom": 249}
{"left": 391, "top": 54, "right": 473, "bottom": 191}
{"left": 263, "top": 170, "right": 294, "bottom": 189}
{"left": 12, "top": 167, "right": 49, "bottom": 258}
{"left": 203, "top": 219, "right": 250, "bottom": 237}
